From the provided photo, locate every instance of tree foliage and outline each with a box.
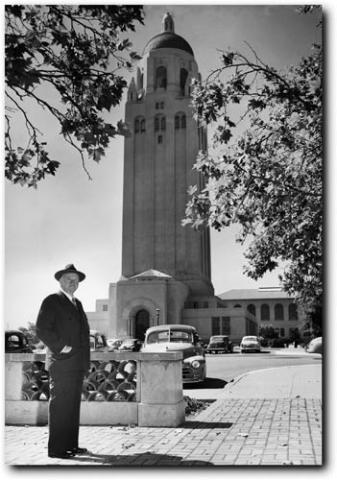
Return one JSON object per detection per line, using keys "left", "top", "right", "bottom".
{"left": 5, "top": 4, "right": 144, "bottom": 187}
{"left": 184, "top": 11, "right": 322, "bottom": 313}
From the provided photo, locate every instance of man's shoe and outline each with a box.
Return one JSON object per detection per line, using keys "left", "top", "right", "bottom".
{"left": 48, "top": 451, "right": 75, "bottom": 459}
{"left": 71, "top": 447, "right": 88, "bottom": 455}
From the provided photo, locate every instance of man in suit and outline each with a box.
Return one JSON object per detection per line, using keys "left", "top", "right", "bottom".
{"left": 36, "top": 264, "right": 90, "bottom": 459}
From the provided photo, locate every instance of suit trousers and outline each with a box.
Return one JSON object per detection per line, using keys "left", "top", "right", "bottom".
{"left": 48, "top": 368, "right": 84, "bottom": 455}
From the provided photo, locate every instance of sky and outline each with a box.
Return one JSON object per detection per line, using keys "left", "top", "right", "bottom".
{"left": 4, "top": 2, "right": 324, "bottom": 330}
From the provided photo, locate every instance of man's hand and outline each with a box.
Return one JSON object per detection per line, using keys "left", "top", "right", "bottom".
{"left": 60, "top": 345, "right": 72, "bottom": 354}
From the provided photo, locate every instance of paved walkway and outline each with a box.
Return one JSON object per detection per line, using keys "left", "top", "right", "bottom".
{"left": 4, "top": 364, "right": 322, "bottom": 467}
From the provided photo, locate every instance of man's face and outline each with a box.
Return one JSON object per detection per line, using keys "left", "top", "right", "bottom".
{"left": 59, "top": 273, "right": 80, "bottom": 296}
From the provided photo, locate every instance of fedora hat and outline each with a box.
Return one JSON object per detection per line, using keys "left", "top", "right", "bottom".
{"left": 54, "top": 264, "right": 86, "bottom": 282}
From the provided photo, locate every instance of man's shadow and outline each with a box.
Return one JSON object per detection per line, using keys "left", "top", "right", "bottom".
{"left": 69, "top": 451, "right": 213, "bottom": 466}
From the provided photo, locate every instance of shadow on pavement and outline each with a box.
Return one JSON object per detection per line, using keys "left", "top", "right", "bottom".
{"left": 183, "top": 421, "right": 233, "bottom": 429}
{"left": 184, "top": 377, "right": 226, "bottom": 390}
{"left": 52, "top": 452, "right": 213, "bottom": 466}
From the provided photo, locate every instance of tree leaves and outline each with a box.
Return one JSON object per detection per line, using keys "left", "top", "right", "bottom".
{"left": 5, "top": 4, "right": 144, "bottom": 187}
{"left": 185, "top": 16, "right": 323, "bottom": 313}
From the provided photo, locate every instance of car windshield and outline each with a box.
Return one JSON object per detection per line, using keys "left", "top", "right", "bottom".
{"left": 210, "top": 336, "right": 227, "bottom": 343}
{"left": 243, "top": 336, "right": 258, "bottom": 341}
{"left": 147, "top": 329, "right": 193, "bottom": 344}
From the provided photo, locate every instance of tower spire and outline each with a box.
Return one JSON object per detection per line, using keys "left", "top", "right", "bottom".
{"left": 162, "top": 12, "right": 174, "bottom": 33}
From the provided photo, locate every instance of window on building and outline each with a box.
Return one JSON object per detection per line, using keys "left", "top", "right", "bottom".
{"left": 184, "top": 302, "right": 193, "bottom": 309}
{"left": 154, "top": 115, "right": 165, "bottom": 132}
{"left": 135, "top": 117, "right": 145, "bottom": 134}
{"left": 275, "top": 303, "right": 284, "bottom": 321}
{"left": 234, "top": 304, "right": 242, "bottom": 308}
{"left": 289, "top": 303, "right": 298, "bottom": 320}
{"left": 155, "top": 66, "right": 167, "bottom": 89}
{"left": 180, "top": 68, "right": 188, "bottom": 96}
{"left": 247, "top": 304, "right": 256, "bottom": 316}
{"left": 102, "top": 304, "right": 108, "bottom": 312}
{"left": 212, "top": 317, "right": 220, "bottom": 335}
{"left": 222, "top": 317, "right": 230, "bottom": 335}
{"left": 203, "top": 301, "right": 209, "bottom": 308}
{"left": 157, "top": 135, "right": 163, "bottom": 144}
{"left": 261, "top": 304, "right": 270, "bottom": 321}
{"left": 160, "top": 102, "right": 164, "bottom": 109}
{"left": 193, "top": 302, "right": 198, "bottom": 309}
{"left": 139, "top": 73, "right": 144, "bottom": 89}
{"left": 280, "top": 328, "right": 285, "bottom": 337}
{"left": 175, "top": 112, "right": 186, "bottom": 130}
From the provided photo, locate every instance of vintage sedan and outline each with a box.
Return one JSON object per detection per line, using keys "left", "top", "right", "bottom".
{"left": 205, "top": 335, "right": 233, "bottom": 354}
{"left": 106, "top": 338, "right": 123, "bottom": 351}
{"left": 141, "top": 324, "right": 206, "bottom": 384}
{"left": 306, "top": 336, "right": 322, "bottom": 354}
{"left": 5, "top": 330, "right": 33, "bottom": 353}
{"left": 119, "top": 338, "right": 143, "bottom": 352}
{"left": 90, "top": 330, "right": 109, "bottom": 352}
{"left": 240, "top": 335, "right": 261, "bottom": 353}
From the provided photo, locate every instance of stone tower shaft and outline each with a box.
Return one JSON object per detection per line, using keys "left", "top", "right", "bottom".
{"left": 121, "top": 13, "right": 213, "bottom": 297}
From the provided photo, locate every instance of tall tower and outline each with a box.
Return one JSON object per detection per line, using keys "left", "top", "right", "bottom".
{"left": 87, "top": 13, "right": 258, "bottom": 343}
{"left": 122, "top": 12, "right": 213, "bottom": 297}
{"left": 110, "top": 13, "right": 215, "bottom": 340}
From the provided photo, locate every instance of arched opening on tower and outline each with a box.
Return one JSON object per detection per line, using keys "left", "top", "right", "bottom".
{"left": 155, "top": 66, "right": 167, "bottom": 90}
{"left": 135, "top": 309, "right": 150, "bottom": 340}
{"left": 180, "top": 68, "right": 188, "bottom": 96}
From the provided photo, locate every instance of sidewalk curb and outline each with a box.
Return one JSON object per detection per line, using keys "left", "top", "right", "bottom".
{"left": 222, "top": 363, "right": 321, "bottom": 396}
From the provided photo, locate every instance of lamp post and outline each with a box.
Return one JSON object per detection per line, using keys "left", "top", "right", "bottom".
{"left": 155, "top": 308, "right": 160, "bottom": 325}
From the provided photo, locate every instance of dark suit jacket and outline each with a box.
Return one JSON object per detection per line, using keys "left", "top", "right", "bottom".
{"left": 36, "top": 292, "right": 90, "bottom": 373}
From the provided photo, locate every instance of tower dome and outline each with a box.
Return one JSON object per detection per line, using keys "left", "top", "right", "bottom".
{"left": 143, "top": 12, "right": 194, "bottom": 57}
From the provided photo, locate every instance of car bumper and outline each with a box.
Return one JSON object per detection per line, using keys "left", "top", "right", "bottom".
{"left": 206, "top": 348, "right": 230, "bottom": 353}
{"left": 182, "top": 364, "right": 206, "bottom": 383}
{"left": 241, "top": 346, "right": 260, "bottom": 351}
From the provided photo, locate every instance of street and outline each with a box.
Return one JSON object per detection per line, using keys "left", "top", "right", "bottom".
{"left": 184, "top": 348, "right": 322, "bottom": 397}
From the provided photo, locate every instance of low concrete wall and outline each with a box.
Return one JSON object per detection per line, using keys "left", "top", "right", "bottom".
{"left": 5, "top": 351, "right": 185, "bottom": 427}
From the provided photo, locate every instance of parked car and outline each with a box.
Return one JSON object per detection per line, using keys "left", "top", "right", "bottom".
{"left": 118, "top": 338, "right": 143, "bottom": 352}
{"left": 5, "top": 330, "right": 33, "bottom": 353}
{"left": 90, "top": 330, "right": 109, "bottom": 351}
{"left": 141, "top": 324, "right": 206, "bottom": 384}
{"left": 205, "top": 335, "right": 233, "bottom": 354}
{"left": 306, "top": 336, "right": 322, "bottom": 354}
{"left": 240, "top": 335, "right": 261, "bottom": 353}
{"left": 106, "top": 338, "right": 123, "bottom": 351}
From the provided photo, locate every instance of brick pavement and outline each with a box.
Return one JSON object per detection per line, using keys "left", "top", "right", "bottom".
{"left": 4, "top": 397, "right": 322, "bottom": 467}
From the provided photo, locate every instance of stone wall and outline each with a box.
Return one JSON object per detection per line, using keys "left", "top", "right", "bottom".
{"left": 5, "top": 351, "right": 185, "bottom": 427}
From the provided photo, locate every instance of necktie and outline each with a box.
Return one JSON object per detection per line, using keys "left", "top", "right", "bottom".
{"left": 72, "top": 297, "right": 77, "bottom": 308}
